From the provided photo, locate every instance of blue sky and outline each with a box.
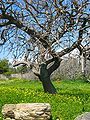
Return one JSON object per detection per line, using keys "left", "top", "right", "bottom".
{"left": 0, "top": 50, "right": 13, "bottom": 62}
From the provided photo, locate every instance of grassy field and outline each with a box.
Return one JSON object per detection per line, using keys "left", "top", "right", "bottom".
{"left": 0, "top": 79, "right": 90, "bottom": 120}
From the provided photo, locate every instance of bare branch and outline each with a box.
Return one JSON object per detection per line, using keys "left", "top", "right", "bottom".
{"left": 13, "top": 60, "right": 30, "bottom": 67}
{"left": 58, "top": 17, "right": 88, "bottom": 57}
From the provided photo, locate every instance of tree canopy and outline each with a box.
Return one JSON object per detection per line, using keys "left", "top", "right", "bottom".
{"left": 0, "top": 0, "right": 89, "bottom": 58}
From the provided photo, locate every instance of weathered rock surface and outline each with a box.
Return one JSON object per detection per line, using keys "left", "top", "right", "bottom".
{"left": 2, "top": 103, "right": 51, "bottom": 120}
{"left": 75, "top": 112, "right": 90, "bottom": 120}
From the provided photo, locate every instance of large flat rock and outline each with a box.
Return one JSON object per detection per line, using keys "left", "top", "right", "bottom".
{"left": 2, "top": 103, "right": 51, "bottom": 120}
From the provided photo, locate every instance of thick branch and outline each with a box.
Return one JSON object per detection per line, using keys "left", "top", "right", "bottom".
{"left": 77, "top": 45, "right": 83, "bottom": 55}
{"left": 48, "top": 57, "right": 61, "bottom": 75}
{"left": 0, "top": 14, "right": 57, "bottom": 56}
{"left": 0, "top": 14, "right": 36, "bottom": 35}
{"left": 0, "top": 21, "right": 12, "bottom": 27}
{"left": 13, "top": 60, "right": 40, "bottom": 78}
{"left": 13, "top": 61, "right": 30, "bottom": 67}
{"left": 46, "top": 58, "right": 55, "bottom": 65}
{"left": 0, "top": 29, "right": 7, "bottom": 45}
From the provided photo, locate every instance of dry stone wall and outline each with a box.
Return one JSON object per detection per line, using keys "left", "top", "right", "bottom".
{"left": 0, "top": 74, "right": 8, "bottom": 80}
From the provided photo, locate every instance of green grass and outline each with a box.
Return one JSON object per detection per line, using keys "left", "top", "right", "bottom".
{"left": 0, "top": 79, "right": 90, "bottom": 120}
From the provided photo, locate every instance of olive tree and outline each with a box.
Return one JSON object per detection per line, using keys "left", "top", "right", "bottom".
{"left": 0, "top": 0, "right": 90, "bottom": 94}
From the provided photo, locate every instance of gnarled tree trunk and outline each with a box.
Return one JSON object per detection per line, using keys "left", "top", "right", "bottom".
{"left": 40, "top": 63, "right": 56, "bottom": 94}
{"left": 39, "top": 57, "right": 61, "bottom": 94}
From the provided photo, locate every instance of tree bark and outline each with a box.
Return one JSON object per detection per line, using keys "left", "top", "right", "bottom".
{"left": 40, "top": 63, "right": 57, "bottom": 94}
{"left": 39, "top": 58, "right": 61, "bottom": 94}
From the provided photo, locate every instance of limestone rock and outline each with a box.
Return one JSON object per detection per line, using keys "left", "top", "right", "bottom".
{"left": 2, "top": 103, "right": 51, "bottom": 120}
{"left": 75, "top": 112, "right": 90, "bottom": 120}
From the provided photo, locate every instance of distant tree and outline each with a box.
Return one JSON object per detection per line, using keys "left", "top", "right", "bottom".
{"left": 0, "top": 0, "right": 90, "bottom": 94}
{"left": 0, "top": 59, "right": 9, "bottom": 74}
